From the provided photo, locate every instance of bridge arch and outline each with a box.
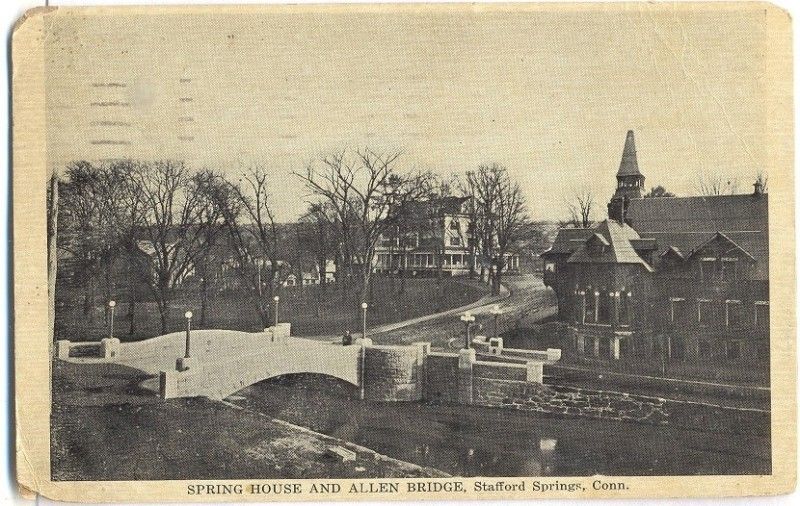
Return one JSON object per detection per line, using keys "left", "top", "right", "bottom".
{"left": 160, "top": 337, "right": 363, "bottom": 400}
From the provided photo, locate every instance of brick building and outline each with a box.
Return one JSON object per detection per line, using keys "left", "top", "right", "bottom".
{"left": 542, "top": 131, "right": 769, "bottom": 362}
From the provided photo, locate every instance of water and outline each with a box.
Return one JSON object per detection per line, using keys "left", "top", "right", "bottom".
{"left": 231, "top": 375, "right": 770, "bottom": 477}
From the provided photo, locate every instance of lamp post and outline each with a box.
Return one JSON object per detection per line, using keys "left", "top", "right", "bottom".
{"left": 460, "top": 312, "right": 476, "bottom": 348}
{"left": 361, "top": 302, "right": 368, "bottom": 338}
{"left": 184, "top": 311, "right": 193, "bottom": 359}
{"left": 489, "top": 304, "right": 504, "bottom": 339}
{"left": 108, "top": 300, "right": 116, "bottom": 339}
{"left": 273, "top": 295, "right": 280, "bottom": 326}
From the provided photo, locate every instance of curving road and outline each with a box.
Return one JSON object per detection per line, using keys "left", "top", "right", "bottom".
{"left": 371, "top": 274, "right": 557, "bottom": 348}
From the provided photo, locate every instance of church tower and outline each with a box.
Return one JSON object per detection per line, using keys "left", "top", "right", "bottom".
{"left": 608, "top": 130, "right": 645, "bottom": 223}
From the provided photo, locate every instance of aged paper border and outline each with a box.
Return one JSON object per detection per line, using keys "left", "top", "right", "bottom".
{"left": 12, "top": 2, "right": 796, "bottom": 501}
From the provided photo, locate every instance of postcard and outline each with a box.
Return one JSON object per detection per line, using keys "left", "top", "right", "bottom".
{"left": 12, "top": 2, "right": 795, "bottom": 501}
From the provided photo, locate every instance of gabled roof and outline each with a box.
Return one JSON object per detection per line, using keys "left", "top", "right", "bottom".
{"left": 589, "top": 233, "right": 610, "bottom": 247}
{"left": 540, "top": 227, "right": 594, "bottom": 257}
{"left": 686, "top": 232, "right": 757, "bottom": 262}
{"left": 660, "top": 245, "right": 685, "bottom": 260}
{"left": 626, "top": 193, "right": 768, "bottom": 279}
{"left": 566, "top": 219, "right": 654, "bottom": 271}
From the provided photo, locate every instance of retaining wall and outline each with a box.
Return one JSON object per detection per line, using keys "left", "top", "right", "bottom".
{"left": 418, "top": 348, "right": 768, "bottom": 436}
{"left": 363, "top": 343, "right": 429, "bottom": 401}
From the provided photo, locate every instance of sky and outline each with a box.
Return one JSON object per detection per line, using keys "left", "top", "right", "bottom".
{"left": 43, "top": 4, "right": 771, "bottom": 222}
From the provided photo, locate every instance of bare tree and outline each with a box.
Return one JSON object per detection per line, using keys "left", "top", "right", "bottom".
{"left": 697, "top": 174, "right": 740, "bottom": 196}
{"left": 59, "top": 161, "right": 136, "bottom": 326}
{"left": 468, "top": 164, "right": 529, "bottom": 295}
{"left": 296, "top": 148, "right": 426, "bottom": 306}
{"left": 456, "top": 173, "right": 481, "bottom": 279}
{"left": 564, "top": 189, "right": 594, "bottom": 229}
{"left": 298, "top": 202, "right": 338, "bottom": 307}
{"left": 192, "top": 170, "right": 231, "bottom": 327}
{"left": 132, "top": 160, "right": 207, "bottom": 334}
{"left": 213, "top": 167, "right": 287, "bottom": 327}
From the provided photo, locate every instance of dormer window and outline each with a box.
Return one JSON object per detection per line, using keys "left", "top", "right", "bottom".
{"left": 587, "top": 233, "right": 610, "bottom": 256}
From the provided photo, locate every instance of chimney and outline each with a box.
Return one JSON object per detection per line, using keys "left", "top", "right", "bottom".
{"left": 753, "top": 177, "right": 765, "bottom": 196}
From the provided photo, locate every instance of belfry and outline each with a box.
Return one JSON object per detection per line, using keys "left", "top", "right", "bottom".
{"left": 607, "top": 130, "right": 645, "bottom": 222}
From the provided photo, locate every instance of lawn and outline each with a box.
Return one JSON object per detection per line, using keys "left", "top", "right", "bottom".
{"left": 55, "top": 277, "right": 489, "bottom": 342}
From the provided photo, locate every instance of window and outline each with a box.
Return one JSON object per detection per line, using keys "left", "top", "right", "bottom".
{"left": 755, "top": 301, "right": 770, "bottom": 329}
{"left": 597, "top": 291, "right": 612, "bottom": 323}
{"left": 725, "top": 300, "right": 743, "bottom": 328}
{"left": 698, "top": 258, "right": 716, "bottom": 281}
{"left": 726, "top": 340, "right": 742, "bottom": 360}
{"left": 545, "top": 262, "right": 556, "bottom": 273}
{"left": 669, "top": 297, "right": 686, "bottom": 323}
{"left": 697, "top": 299, "right": 713, "bottom": 325}
{"left": 698, "top": 340, "right": 711, "bottom": 358}
{"left": 721, "top": 259, "right": 738, "bottom": 281}
{"left": 619, "top": 291, "right": 632, "bottom": 325}
{"left": 449, "top": 236, "right": 462, "bottom": 246}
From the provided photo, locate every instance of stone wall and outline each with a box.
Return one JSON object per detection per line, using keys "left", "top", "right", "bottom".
{"left": 423, "top": 352, "right": 460, "bottom": 403}
{"left": 363, "top": 343, "right": 429, "bottom": 401}
{"left": 419, "top": 348, "right": 768, "bottom": 436}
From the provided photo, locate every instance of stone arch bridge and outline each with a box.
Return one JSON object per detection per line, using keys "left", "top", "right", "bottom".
{"left": 56, "top": 324, "right": 560, "bottom": 402}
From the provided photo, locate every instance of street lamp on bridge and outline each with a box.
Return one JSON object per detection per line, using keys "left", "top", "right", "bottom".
{"left": 460, "top": 312, "right": 476, "bottom": 349}
{"left": 361, "top": 302, "right": 368, "bottom": 339}
{"left": 107, "top": 300, "right": 116, "bottom": 340}
{"left": 273, "top": 295, "right": 280, "bottom": 326}
{"left": 489, "top": 304, "right": 504, "bottom": 339}
{"left": 184, "top": 311, "right": 193, "bottom": 359}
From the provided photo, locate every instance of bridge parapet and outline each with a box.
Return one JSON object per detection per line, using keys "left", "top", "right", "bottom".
{"left": 56, "top": 325, "right": 293, "bottom": 374}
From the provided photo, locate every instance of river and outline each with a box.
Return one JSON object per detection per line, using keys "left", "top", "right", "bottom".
{"left": 230, "top": 374, "right": 770, "bottom": 477}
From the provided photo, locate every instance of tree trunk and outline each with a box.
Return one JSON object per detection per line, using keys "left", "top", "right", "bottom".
{"left": 200, "top": 272, "right": 208, "bottom": 328}
{"left": 266, "top": 269, "right": 276, "bottom": 326}
{"left": 158, "top": 301, "right": 169, "bottom": 335}
{"left": 127, "top": 261, "right": 136, "bottom": 336}
{"left": 103, "top": 262, "right": 113, "bottom": 326}
{"left": 436, "top": 244, "right": 444, "bottom": 286}
{"left": 399, "top": 247, "right": 407, "bottom": 295}
{"left": 493, "top": 269, "right": 502, "bottom": 296}
{"left": 85, "top": 279, "right": 95, "bottom": 324}
{"left": 47, "top": 174, "right": 58, "bottom": 347}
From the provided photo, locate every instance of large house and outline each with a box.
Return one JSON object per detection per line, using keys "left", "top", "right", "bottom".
{"left": 373, "top": 196, "right": 520, "bottom": 277}
{"left": 542, "top": 131, "right": 769, "bottom": 363}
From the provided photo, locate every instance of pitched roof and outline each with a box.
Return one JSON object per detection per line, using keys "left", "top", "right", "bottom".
{"left": 541, "top": 227, "right": 593, "bottom": 257}
{"left": 566, "top": 219, "right": 654, "bottom": 271}
{"left": 617, "top": 130, "right": 642, "bottom": 177}
{"left": 686, "top": 232, "right": 757, "bottom": 262}
{"left": 626, "top": 194, "right": 768, "bottom": 279}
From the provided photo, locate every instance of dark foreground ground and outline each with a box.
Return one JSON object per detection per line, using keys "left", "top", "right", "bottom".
{"left": 51, "top": 362, "right": 446, "bottom": 480}
{"left": 52, "top": 361, "right": 771, "bottom": 480}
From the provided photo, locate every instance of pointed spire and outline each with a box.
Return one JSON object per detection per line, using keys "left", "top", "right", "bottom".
{"left": 617, "top": 130, "right": 641, "bottom": 177}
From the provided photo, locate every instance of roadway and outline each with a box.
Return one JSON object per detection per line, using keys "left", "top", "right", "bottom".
{"left": 370, "top": 274, "right": 557, "bottom": 348}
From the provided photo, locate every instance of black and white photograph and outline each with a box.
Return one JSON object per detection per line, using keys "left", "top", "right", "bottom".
{"left": 11, "top": 2, "right": 795, "bottom": 501}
